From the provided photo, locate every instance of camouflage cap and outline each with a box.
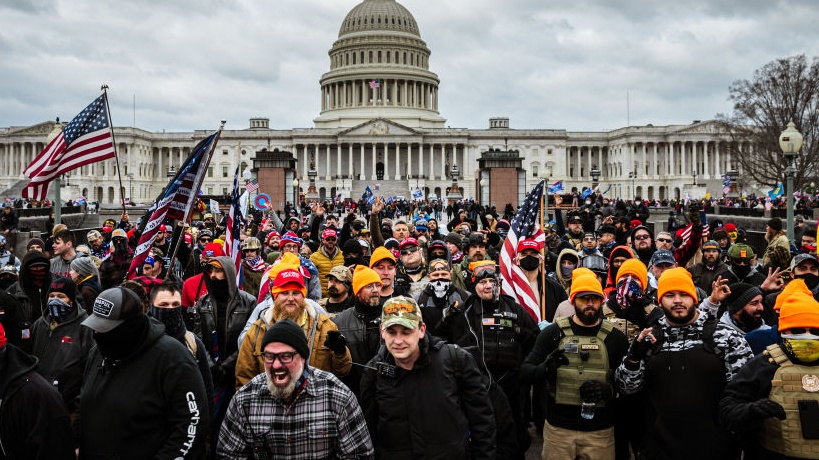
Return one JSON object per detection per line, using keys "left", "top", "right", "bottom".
{"left": 381, "top": 296, "right": 423, "bottom": 330}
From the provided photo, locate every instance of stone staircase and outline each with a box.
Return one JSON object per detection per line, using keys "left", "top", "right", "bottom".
{"left": 351, "top": 180, "right": 411, "bottom": 201}
{"left": 0, "top": 179, "right": 33, "bottom": 200}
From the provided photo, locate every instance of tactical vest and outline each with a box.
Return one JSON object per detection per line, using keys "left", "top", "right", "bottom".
{"left": 550, "top": 317, "right": 614, "bottom": 407}
{"left": 479, "top": 303, "right": 523, "bottom": 372}
{"left": 602, "top": 303, "right": 654, "bottom": 341}
{"left": 759, "top": 344, "right": 819, "bottom": 458}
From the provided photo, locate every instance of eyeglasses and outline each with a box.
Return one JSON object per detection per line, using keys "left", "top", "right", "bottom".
{"left": 576, "top": 295, "right": 603, "bottom": 304}
{"left": 261, "top": 351, "right": 297, "bottom": 364}
{"left": 656, "top": 238, "right": 672, "bottom": 243}
{"left": 400, "top": 246, "right": 420, "bottom": 256}
{"left": 582, "top": 237, "right": 596, "bottom": 242}
{"left": 634, "top": 234, "right": 651, "bottom": 241}
{"left": 363, "top": 283, "right": 382, "bottom": 291}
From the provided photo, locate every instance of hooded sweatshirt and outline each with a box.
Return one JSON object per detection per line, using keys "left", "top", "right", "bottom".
{"left": 554, "top": 248, "right": 579, "bottom": 294}
{"left": 6, "top": 250, "right": 52, "bottom": 325}
{"left": 605, "top": 246, "right": 636, "bottom": 295}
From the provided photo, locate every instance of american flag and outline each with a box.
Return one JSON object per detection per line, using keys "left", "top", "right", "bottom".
{"left": 369, "top": 79, "right": 380, "bottom": 89}
{"left": 500, "top": 179, "right": 546, "bottom": 322}
{"left": 127, "top": 131, "right": 219, "bottom": 278}
{"left": 245, "top": 179, "right": 259, "bottom": 193}
{"left": 224, "top": 166, "right": 244, "bottom": 285}
{"left": 23, "top": 94, "right": 116, "bottom": 201}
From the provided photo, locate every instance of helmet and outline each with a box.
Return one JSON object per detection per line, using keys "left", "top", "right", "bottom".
{"left": 464, "top": 233, "right": 486, "bottom": 249}
{"left": 241, "top": 237, "right": 262, "bottom": 251}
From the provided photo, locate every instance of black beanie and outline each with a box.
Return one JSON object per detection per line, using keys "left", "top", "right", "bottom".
{"left": 767, "top": 217, "right": 783, "bottom": 232}
{"left": 725, "top": 283, "right": 763, "bottom": 314}
{"left": 261, "top": 319, "right": 310, "bottom": 359}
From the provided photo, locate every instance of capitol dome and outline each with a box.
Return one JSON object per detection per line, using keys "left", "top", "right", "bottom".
{"left": 314, "top": 0, "right": 446, "bottom": 129}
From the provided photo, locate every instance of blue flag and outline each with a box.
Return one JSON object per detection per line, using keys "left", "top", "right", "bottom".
{"left": 581, "top": 188, "right": 593, "bottom": 200}
{"left": 548, "top": 180, "right": 564, "bottom": 194}
{"left": 362, "top": 186, "right": 375, "bottom": 205}
{"left": 768, "top": 183, "right": 784, "bottom": 200}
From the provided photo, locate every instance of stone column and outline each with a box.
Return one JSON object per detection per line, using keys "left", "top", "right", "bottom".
{"left": 348, "top": 144, "right": 353, "bottom": 178}
{"left": 359, "top": 144, "right": 365, "bottom": 180}
{"left": 383, "top": 142, "right": 389, "bottom": 179}
{"left": 371, "top": 143, "right": 376, "bottom": 180}
{"left": 394, "top": 143, "right": 401, "bottom": 179}
{"left": 441, "top": 144, "right": 446, "bottom": 180}
{"left": 407, "top": 143, "right": 412, "bottom": 178}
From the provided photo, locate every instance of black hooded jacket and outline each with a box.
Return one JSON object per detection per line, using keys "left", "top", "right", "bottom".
{"left": 0, "top": 345, "right": 74, "bottom": 460}
{"left": 7, "top": 250, "right": 52, "bottom": 328}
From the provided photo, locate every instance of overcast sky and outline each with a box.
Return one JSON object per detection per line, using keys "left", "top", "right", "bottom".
{"left": 1, "top": 0, "right": 817, "bottom": 133}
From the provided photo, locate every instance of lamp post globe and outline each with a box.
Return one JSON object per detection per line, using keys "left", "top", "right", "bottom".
{"left": 779, "top": 121, "right": 803, "bottom": 243}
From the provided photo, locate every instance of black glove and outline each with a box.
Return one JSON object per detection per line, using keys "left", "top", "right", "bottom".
{"left": 627, "top": 334, "right": 653, "bottom": 363}
{"left": 537, "top": 348, "right": 569, "bottom": 381}
{"left": 324, "top": 330, "right": 348, "bottom": 355}
{"left": 443, "top": 301, "right": 462, "bottom": 319}
{"left": 579, "top": 380, "right": 613, "bottom": 403}
{"left": 749, "top": 398, "right": 786, "bottom": 420}
{"left": 686, "top": 202, "right": 701, "bottom": 226}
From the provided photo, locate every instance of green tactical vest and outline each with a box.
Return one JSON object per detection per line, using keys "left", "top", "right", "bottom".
{"left": 549, "top": 317, "right": 614, "bottom": 407}
{"left": 759, "top": 344, "right": 819, "bottom": 459}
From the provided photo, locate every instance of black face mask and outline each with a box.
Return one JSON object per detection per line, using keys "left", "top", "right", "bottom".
{"left": 94, "top": 316, "right": 149, "bottom": 360}
{"left": 520, "top": 256, "right": 540, "bottom": 271}
{"left": 732, "top": 264, "right": 752, "bottom": 280}
{"left": 149, "top": 305, "right": 187, "bottom": 340}
{"left": 796, "top": 273, "right": 819, "bottom": 291}
{"left": 345, "top": 256, "right": 363, "bottom": 267}
{"left": 207, "top": 277, "right": 230, "bottom": 302}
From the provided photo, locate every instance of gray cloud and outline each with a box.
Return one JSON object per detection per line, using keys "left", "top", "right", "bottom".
{"left": 1, "top": 0, "right": 817, "bottom": 133}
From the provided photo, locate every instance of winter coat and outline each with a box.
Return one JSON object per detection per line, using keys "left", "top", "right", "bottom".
{"left": 0, "top": 344, "right": 74, "bottom": 460}
{"left": 235, "top": 301, "right": 351, "bottom": 389}
{"left": 332, "top": 301, "right": 383, "bottom": 397}
{"left": 78, "top": 318, "right": 210, "bottom": 459}
{"left": 360, "top": 336, "right": 496, "bottom": 460}
{"left": 195, "top": 256, "right": 256, "bottom": 386}
{"left": 6, "top": 251, "right": 52, "bottom": 345}
{"left": 30, "top": 308, "right": 94, "bottom": 412}
{"left": 310, "top": 246, "right": 344, "bottom": 298}
{"left": 763, "top": 231, "right": 791, "bottom": 268}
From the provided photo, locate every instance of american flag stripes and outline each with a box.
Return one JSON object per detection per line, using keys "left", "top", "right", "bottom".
{"left": 500, "top": 179, "right": 547, "bottom": 322}
{"left": 23, "top": 94, "right": 116, "bottom": 201}
{"left": 245, "top": 179, "right": 259, "bottom": 193}
{"left": 224, "top": 166, "right": 245, "bottom": 283}
{"left": 127, "top": 131, "right": 219, "bottom": 278}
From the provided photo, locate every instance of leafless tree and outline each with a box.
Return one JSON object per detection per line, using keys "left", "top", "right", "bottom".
{"left": 716, "top": 54, "right": 819, "bottom": 192}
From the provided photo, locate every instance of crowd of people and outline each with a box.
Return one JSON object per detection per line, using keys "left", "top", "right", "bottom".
{"left": 0, "top": 190, "right": 818, "bottom": 460}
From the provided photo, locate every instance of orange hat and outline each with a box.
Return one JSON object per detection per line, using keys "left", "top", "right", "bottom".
{"left": 268, "top": 252, "right": 301, "bottom": 281}
{"left": 617, "top": 258, "right": 648, "bottom": 290}
{"left": 657, "top": 267, "right": 697, "bottom": 301}
{"left": 353, "top": 265, "right": 382, "bottom": 295}
{"left": 271, "top": 269, "right": 307, "bottom": 298}
{"left": 572, "top": 267, "right": 596, "bottom": 280}
{"left": 778, "top": 279, "right": 819, "bottom": 332}
{"left": 369, "top": 246, "right": 396, "bottom": 268}
{"left": 774, "top": 276, "right": 809, "bottom": 312}
{"left": 570, "top": 272, "right": 604, "bottom": 304}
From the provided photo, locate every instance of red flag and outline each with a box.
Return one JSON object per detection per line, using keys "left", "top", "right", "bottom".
{"left": 23, "top": 94, "right": 116, "bottom": 201}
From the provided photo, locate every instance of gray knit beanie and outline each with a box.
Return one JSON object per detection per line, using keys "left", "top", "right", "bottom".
{"left": 71, "top": 256, "right": 99, "bottom": 278}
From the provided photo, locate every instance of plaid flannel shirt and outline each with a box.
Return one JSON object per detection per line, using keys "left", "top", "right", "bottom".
{"left": 217, "top": 366, "right": 374, "bottom": 459}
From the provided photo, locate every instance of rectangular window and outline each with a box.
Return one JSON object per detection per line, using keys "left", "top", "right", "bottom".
{"left": 222, "top": 149, "right": 228, "bottom": 155}
{"left": 207, "top": 187, "right": 213, "bottom": 195}
{"left": 208, "top": 167, "right": 213, "bottom": 178}
{"left": 222, "top": 166, "right": 228, "bottom": 178}
{"left": 222, "top": 187, "right": 228, "bottom": 195}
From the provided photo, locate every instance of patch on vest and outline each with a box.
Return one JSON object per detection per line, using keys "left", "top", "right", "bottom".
{"left": 803, "top": 374, "right": 819, "bottom": 392}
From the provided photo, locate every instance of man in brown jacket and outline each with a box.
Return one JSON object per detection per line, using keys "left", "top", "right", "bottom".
{"left": 234, "top": 268, "right": 351, "bottom": 389}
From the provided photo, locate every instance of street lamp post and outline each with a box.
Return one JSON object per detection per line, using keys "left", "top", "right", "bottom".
{"left": 628, "top": 172, "right": 637, "bottom": 199}
{"left": 292, "top": 178, "right": 299, "bottom": 206}
{"left": 779, "top": 121, "right": 803, "bottom": 243}
{"left": 590, "top": 165, "right": 601, "bottom": 189}
{"left": 692, "top": 170, "right": 697, "bottom": 186}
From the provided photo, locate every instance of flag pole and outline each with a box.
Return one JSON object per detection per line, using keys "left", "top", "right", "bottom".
{"left": 540, "top": 183, "right": 547, "bottom": 322}
{"left": 101, "top": 85, "right": 126, "bottom": 215}
{"left": 165, "top": 121, "right": 225, "bottom": 279}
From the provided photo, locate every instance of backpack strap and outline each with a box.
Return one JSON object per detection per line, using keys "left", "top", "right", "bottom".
{"left": 184, "top": 331, "right": 198, "bottom": 359}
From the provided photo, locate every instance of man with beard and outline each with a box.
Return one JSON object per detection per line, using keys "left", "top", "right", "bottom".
{"left": 264, "top": 230, "right": 282, "bottom": 264}
{"left": 86, "top": 230, "right": 109, "bottom": 259}
{"left": 360, "top": 297, "right": 496, "bottom": 460}
{"left": 79, "top": 288, "right": 210, "bottom": 459}
{"left": 369, "top": 246, "right": 408, "bottom": 304}
{"left": 689, "top": 240, "right": 731, "bottom": 295}
{"left": 561, "top": 214, "right": 585, "bottom": 250}
{"left": 331, "top": 265, "right": 384, "bottom": 398}
{"left": 181, "top": 242, "right": 224, "bottom": 310}
{"left": 453, "top": 233, "right": 491, "bottom": 293}
{"left": 719, "top": 283, "right": 770, "bottom": 336}
{"left": 320, "top": 265, "right": 355, "bottom": 314}
{"left": 235, "top": 268, "right": 351, "bottom": 388}
{"left": 99, "top": 228, "right": 133, "bottom": 289}
{"left": 719, "top": 280, "right": 819, "bottom": 458}
{"left": 394, "top": 237, "right": 429, "bottom": 299}
{"left": 629, "top": 225, "right": 656, "bottom": 268}
{"left": 218, "top": 319, "right": 374, "bottom": 459}
{"left": 725, "top": 243, "right": 766, "bottom": 285}
{"left": 195, "top": 256, "right": 255, "bottom": 439}
{"left": 416, "top": 258, "right": 469, "bottom": 330}
{"left": 436, "top": 261, "right": 539, "bottom": 458}
{"left": 522, "top": 272, "right": 628, "bottom": 459}
{"left": 615, "top": 267, "right": 754, "bottom": 458}
{"left": 310, "top": 228, "right": 344, "bottom": 298}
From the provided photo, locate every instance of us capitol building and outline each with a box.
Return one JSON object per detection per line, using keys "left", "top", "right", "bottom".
{"left": 0, "top": 0, "right": 749, "bottom": 210}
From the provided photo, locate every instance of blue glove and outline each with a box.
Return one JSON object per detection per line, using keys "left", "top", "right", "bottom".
{"left": 538, "top": 320, "right": 550, "bottom": 331}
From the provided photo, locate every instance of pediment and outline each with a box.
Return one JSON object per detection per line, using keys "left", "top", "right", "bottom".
{"left": 339, "top": 118, "right": 419, "bottom": 137}
{"left": 8, "top": 121, "right": 61, "bottom": 136}
{"left": 671, "top": 120, "right": 732, "bottom": 136}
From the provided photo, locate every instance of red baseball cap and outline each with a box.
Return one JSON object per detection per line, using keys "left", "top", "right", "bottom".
{"left": 398, "top": 237, "right": 419, "bottom": 250}
{"left": 321, "top": 228, "right": 337, "bottom": 240}
{"left": 272, "top": 268, "right": 307, "bottom": 298}
{"left": 517, "top": 239, "right": 541, "bottom": 252}
{"left": 184, "top": 233, "right": 193, "bottom": 244}
{"left": 203, "top": 242, "right": 225, "bottom": 258}
{"left": 159, "top": 224, "right": 169, "bottom": 233}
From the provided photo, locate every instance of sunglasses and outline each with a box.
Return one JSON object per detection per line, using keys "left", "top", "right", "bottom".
{"left": 400, "top": 246, "right": 420, "bottom": 256}
{"left": 634, "top": 234, "right": 651, "bottom": 241}
{"left": 784, "top": 327, "right": 819, "bottom": 336}
{"left": 656, "top": 238, "right": 672, "bottom": 243}
{"left": 199, "top": 238, "right": 212, "bottom": 243}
